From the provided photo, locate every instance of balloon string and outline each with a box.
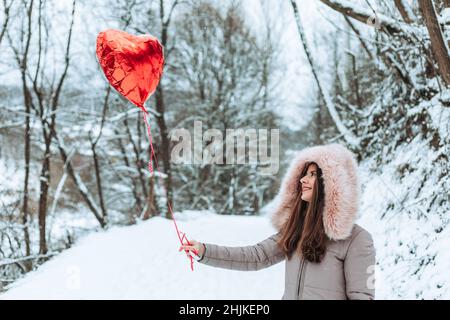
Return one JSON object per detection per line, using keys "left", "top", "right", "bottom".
{"left": 142, "top": 110, "right": 196, "bottom": 271}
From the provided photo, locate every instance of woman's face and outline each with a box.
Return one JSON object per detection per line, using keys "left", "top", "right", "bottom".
{"left": 300, "top": 163, "right": 318, "bottom": 202}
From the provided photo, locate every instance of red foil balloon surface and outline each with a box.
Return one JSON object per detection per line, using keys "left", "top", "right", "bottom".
{"left": 96, "top": 29, "right": 164, "bottom": 111}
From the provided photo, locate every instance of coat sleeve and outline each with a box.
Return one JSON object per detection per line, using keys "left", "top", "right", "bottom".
{"left": 344, "top": 229, "right": 376, "bottom": 300}
{"left": 197, "top": 232, "right": 285, "bottom": 271}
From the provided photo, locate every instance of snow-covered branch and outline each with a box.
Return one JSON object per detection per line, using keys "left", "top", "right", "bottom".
{"left": 53, "top": 131, "right": 107, "bottom": 228}
{"left": 0, "top": 252, "right": 60, "bottom": 268}
{"left": 394, "top": 0, "right": 415, "bottom": 23}
{"left": 319, "top": 0, "right": 418, "bottom": 37}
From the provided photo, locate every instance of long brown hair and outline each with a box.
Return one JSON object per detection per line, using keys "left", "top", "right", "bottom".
{"left": 277, "top": 161, "right": 327, "bottom": 263}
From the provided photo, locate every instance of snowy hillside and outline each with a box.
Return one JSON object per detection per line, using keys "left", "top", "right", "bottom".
{"left": 358, "top": 142, "right": 450, "bottom": 299}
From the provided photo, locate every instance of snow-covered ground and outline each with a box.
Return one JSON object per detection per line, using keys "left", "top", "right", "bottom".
{"left": 0, "top": 211, "right": 285, "bottom": 299}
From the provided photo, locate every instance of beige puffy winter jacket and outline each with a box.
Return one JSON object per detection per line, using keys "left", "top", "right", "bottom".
{"left": 197, "top": 143, "right": 376, "bottom": 300}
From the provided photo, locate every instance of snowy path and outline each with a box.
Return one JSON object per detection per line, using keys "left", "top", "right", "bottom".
{"left": 0, "top": 212, "right": 285, "bottom": 299}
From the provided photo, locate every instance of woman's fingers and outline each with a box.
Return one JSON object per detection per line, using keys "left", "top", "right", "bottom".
{"left": 186, "top": 239, "right": 197, "bottom": 246}
{"left": 179, "top": 245, "right": 195, "bottom": 252}
{"left": 179, "top": 245, "right": 199, "bottom": 258}
{"left": 179, "top": 241, "right": 200, "bottom": 259}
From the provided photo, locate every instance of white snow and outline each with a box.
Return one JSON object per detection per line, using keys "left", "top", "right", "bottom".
{"left": 439, "top": 8, "right": 450, "bottom": 24}
{"left": 0, "top": 211, "right": 285, "bottom": 299}
{"left": 358, "top": 138, "right": 450, "bottom": 299}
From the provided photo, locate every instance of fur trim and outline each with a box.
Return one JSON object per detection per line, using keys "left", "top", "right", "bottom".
{"left": 270, "top": 143, "right": 360, "bottom": 240}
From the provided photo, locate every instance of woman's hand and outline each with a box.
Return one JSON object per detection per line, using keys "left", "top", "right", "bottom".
{"left": 179, "top": 239, "right": 205, "bottom": 259}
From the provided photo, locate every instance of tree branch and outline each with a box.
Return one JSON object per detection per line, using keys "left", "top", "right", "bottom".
{"left": 319, "top": 0, "right": 411, "bottom": 35}
{"left": 290, "top": 0, "right": 360, "bottom": 147}
{"left": 343, "top": 15, "right": 373, "bottom": 59}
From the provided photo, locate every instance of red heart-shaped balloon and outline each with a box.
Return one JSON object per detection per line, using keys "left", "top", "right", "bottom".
{"left": 96, "top": 29, "right": 164, "bottom": 111}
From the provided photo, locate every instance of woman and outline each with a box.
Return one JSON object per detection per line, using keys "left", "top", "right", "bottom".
{"left": 180, "top": 143, "right": 376, "bottom": 300}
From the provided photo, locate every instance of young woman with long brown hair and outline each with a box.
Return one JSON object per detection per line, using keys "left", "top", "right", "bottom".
{"left": 180, "top": 143, "right": 376, "bottom": 300}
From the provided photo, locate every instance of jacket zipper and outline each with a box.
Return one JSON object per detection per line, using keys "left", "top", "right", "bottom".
{"left": 296, "top": 258, "right": 307, "bottom": 299}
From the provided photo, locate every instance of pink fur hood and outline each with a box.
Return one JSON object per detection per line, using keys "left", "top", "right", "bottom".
{"left": 270, "top": 143, "right": 361, "bottom": 241}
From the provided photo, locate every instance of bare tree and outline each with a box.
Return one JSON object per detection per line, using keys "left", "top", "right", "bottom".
{"left": 36, "top": 0, "right": 76, "bottom": 254}
{"left": 7, "top": 0, "right": 34, "bottom": 269}
{"left": 8, "top": 0, "right": 77, "bottom": 254}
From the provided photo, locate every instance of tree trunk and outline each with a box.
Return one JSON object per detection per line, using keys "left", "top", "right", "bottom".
{"left": 37, "top": 0, "right": 76, "bottom": 254}
{"left": 154, "top": 86, "right": 173, "bottom": 217}
{"left": 114, "top": 127, "right": 144, "bottom": 216}
{"left": 156, "top": 0, "right": 175, "bottom": 217}
{"left": 20, "top": 0, "right": 34, "bottom": 268}
{"left": 22, "top": 86, "right": 32, "bottom": 268}
{"left": 419, "top": 0, "right": 450, "bottom": 86}
{"left": 143, "top": 176, "right": 157, "bottom": 220}
{"left": 38, "top": 135, "right": 51, "bottom": 254}
{"left": 91, "top": 145, "right": 108, "bottom": 222}
{"left": 395, "top": 0, "right": 413, "bottom": 23}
